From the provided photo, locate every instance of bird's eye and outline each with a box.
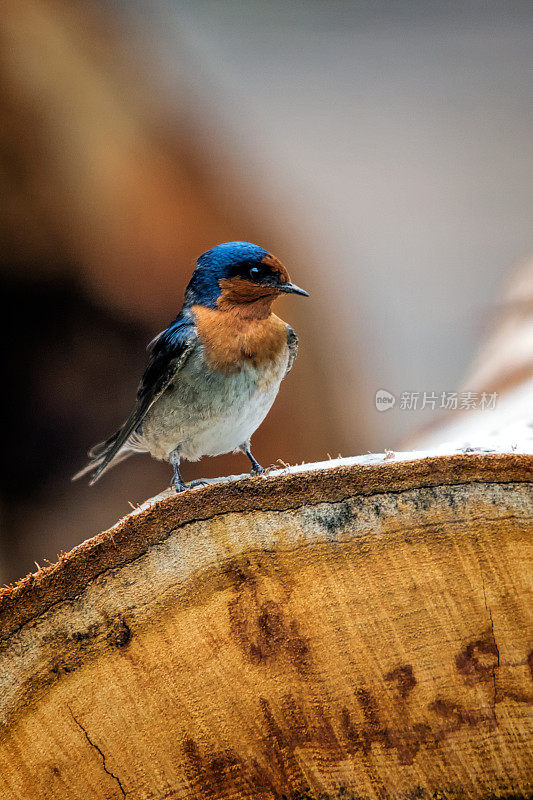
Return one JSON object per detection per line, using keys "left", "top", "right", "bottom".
{"left": 249, "top": 266, "right": 261, "bottom": 280}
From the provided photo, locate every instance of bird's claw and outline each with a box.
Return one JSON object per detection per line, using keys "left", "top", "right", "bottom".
{"left": 171, "top": 477, "right": 187, "bottom": 493}
{"left": 171, "top": 477, "right": 209, "bottom": 493}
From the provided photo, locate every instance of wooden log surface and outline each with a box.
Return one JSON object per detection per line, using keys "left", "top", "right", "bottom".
{"left": 0, "top": 449, "right": 532, "bottom": 799}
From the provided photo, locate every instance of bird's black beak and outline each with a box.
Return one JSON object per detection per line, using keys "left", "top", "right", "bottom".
{"left": 277, "top": 281, "right": 309, "bottom": 297}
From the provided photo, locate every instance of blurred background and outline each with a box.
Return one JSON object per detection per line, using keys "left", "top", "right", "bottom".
{"left": 1, "top": 0, "right": 532, "bottom": 582}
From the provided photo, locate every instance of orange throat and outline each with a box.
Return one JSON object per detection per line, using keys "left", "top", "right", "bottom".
{"left": 192, "top": 290, "right": 287, "bottom": 373}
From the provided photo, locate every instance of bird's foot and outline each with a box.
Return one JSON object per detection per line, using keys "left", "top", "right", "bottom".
{"left": 171, "top": 477, "right": 210, "bottom": 493}
{"left": 171, "top": 475, "right": 187, "bottom": 493}
{"left": 250, "top": 463, "right": 266, "bottom": 476}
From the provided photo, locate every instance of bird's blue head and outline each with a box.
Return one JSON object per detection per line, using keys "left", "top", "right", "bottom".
{"left": 184, "top": 241, "right": 308, "bottom": 310}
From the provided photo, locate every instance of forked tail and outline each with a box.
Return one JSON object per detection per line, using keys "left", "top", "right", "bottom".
{"left": 72, "top": 428, "right": 134, "bottom": 485}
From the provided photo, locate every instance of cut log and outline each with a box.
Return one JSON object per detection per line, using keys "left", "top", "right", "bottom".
{"left": 0, "top": 450, "right": 531, "bottom": 799}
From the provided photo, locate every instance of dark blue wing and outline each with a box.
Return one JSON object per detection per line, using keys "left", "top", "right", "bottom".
{"left": 74, "top": 309, "right": 197, "bottom": 484}
{"left": 137, "top": 310, "right": 197, "bottom": 415}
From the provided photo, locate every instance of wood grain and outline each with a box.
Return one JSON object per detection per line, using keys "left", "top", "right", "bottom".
{"left": 0, "top": 454, "right": 531, "bottom": 799}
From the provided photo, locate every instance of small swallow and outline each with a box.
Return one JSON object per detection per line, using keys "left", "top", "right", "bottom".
{"left": 74, "top": 241, "right": 308, "bottom": 491}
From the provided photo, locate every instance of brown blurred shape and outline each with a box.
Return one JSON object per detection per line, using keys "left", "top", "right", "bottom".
{"left": 1, "top": 0, "right": 236, "bottom": 317}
